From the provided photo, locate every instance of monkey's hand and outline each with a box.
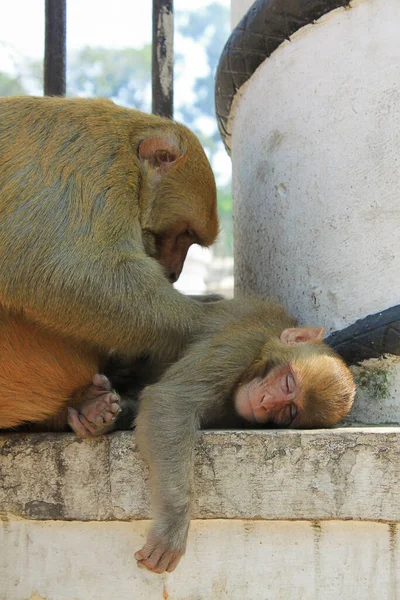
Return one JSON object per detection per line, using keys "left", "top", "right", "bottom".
{"left": 134, "top": 525, "right": 187, "bottom": 574}
{"left": 68, "top": 374, "right": 121, "bottom": 438}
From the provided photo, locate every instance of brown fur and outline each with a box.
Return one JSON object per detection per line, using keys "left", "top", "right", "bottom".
{"left": 0, "top": 97, "right": 355, "bottom": 575}
{"left": 0, "top": 311, "right": 99, "bottom": 428}
{"left": 294, "top": 355, "right": 355, "bottom": 427}
{"left": 134, "top": 297, "right": 356, "bottom": 573}
{"left": 0, "top": 95, "right": 219, "bottom": 429}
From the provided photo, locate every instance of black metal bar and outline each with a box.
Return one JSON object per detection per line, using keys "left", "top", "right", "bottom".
{"left": 44, "top": 0, "right": 67, "bottom": 96}
{"left": 152, "top": 0, "right": 174, "bottom": 118}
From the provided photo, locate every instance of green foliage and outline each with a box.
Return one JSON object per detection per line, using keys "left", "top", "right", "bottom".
{"left": 0, "top": 71, "right": 25, "bottom": 96}
{"left": 67, "top": 45, "right": 151, "bottom": 111}
{"left": 218, "top": 187, "right": 232, "bottom": 215}
{"left": 215, "top": 186, "right": 233, "bottom": 255}
{"left": 176, "top": 2, "right": 230, "bottom": 153}
{"left": 355, "top": 367, "right": 392, "bottom": 400}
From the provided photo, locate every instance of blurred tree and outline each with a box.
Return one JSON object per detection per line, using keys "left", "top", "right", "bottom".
{"left": 67, "top": 45, "right": 151, "bottom": 111}
{"left": 176, "top": 3, "right": 232, "bottom": 257}
{"left": 0, "top": 71, "right": 25, "bottom": 95}
{"left": 176, "top": 2, "right": 229, "bottom": 158}
{"left": 215, "top": 184, "right": 233, "bottom": 256}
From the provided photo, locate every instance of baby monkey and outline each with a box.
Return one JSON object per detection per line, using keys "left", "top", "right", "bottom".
{"left": 69, "top": 297, "right": 356, "bottom": 574}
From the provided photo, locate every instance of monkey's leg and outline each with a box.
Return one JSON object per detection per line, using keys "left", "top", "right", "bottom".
{"left": 0, "top": 312, "right": 99, "bottom": 430}
{"left": 67, "top": 374, "right": 122, "bottom": 438}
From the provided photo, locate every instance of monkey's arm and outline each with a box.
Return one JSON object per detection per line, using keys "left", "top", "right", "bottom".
{"left": 104, "top": 296, "right": 224, "bottom": 432}
{"left": 0, "top": 244, "right": 225, "bottom": 358}
{"left": 134, "top": 321, "right": 265, "bottom": 573}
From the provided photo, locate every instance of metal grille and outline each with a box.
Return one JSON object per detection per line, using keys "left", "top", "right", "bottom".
{"left": 44, "top": 0, "right": 66, "bottom": 96}
{"left": 43, "top": 0, "right": 174, "bottom": 118}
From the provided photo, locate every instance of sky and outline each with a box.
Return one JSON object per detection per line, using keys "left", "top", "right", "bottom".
{"left": 1, "top": 0, "right": 228, "bottom": 57}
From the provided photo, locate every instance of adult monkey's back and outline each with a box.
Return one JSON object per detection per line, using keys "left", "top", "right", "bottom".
{"left": 0, "top": 96, "right": 219, "bottom": 429}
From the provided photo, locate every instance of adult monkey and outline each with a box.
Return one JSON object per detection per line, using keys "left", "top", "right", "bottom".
{"left": 0, "top": 95, "right": 219, "bottom": 430}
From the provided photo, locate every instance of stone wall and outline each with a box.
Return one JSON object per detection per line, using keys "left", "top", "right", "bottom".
{"left": 1, "top": 428, "right": 400, "bottom": 599}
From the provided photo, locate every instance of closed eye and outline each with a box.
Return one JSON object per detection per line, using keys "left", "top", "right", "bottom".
{"left": 286, "top": 374, "right": 295, "bottom": 394}
{"left": 280, "top": 403, "right": 298, "bottom": 426}
{"left": 185, "top": 228, "right": 197, "bottom": 242}
{"left": 176, "top": 229, "right": 196, "bottom": 244}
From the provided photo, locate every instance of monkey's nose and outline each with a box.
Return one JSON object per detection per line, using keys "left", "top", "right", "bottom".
{"left": 169, "top": 272, "right": 178, "bottom": 283}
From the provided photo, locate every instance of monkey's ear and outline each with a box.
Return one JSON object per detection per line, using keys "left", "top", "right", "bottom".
{"left": 138, "top": 136, "right": 183, "bottom": 173}
{"left": 280, "top": 327, "right": 325, "bottom": 345}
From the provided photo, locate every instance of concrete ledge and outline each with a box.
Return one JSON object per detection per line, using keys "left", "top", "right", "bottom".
{"left": 1, "top": 428, "right": 400, "bottom": 522}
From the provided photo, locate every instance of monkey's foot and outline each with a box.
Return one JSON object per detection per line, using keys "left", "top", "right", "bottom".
{"left": 68, "top": 374, "right": 121, "bottom": 438}
{"left": 134, "top": 529, "right": 184, "bottom": 574}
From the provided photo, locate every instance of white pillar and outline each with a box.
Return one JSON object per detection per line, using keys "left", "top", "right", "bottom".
{"left": 231, "top": 0, "right": 400, "bottom": 334}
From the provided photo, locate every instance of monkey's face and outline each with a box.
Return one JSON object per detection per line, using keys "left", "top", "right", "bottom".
{"left": 138, "top": 130, "right": 218, "bottom": 283}
{"left": 233, "top": 364, "right": 301, "bottom": 427}
{"left": 154, "top": 224, "right": 197, "bottom": 283}
{"left": 142, "top": 225, "right": 197, "bottom": 283}
{"left": 233, "top": 325, "right": 356, "bottom": 429}
{"left": 233, "top": 355, "right": 356, "bottom": 428}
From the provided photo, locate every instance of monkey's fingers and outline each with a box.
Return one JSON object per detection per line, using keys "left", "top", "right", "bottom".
{"left": 136, "top": 553, "right": 181, "bottom": 574}
{"left": 78, "top": 384, "right": 121, "bottom": 425}
{"left": 75, "top": 412, "right": 102, "bottom": 435}
{"left": 68, "top": 407, "right": 116, "bottom": 438}
{"left": 166, "top": 553, "right": 182, "bottom": 573}
{"left": 135, "top": 541, "right": 183, "bottom": 574}
{"left": 67, "top": 407, "right": 96, "bottom": 438}
{"left": 135, "top": 547, "right": 164, "bottom": 573}
{"left": 84, "top": 374, "right": 114, "bottom": 402}
{"left": 87, "top": 398, "right": 120, "bottom": 423}
{"left": 92, "top": 373, "right": 113, "bottom": 391}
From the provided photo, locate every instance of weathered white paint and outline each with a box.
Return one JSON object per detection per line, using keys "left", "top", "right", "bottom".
{"left": 157, "top": 5, "right": 173, "bottom": 100}
{"left": 230, "top": 0, "right": 400, "bottom": 335}
{"left": 1, "top": 519, "right": 399, "bottom": 600}
{"left": 231, "top": 0, "right": 254, "bottom": 29}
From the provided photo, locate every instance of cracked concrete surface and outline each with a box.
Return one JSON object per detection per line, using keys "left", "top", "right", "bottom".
{"left": 2, "top": 428, "right": 400, "bottom": 599}
{"left": 1, "top": 428, "right": 400, "bottom": 522}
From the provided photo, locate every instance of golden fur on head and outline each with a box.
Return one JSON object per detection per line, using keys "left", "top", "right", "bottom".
{"left": 292, "top": 354, "right": 356, "bottom": 428}
{"left": 244, "top": 331, "right": 356, "bottom": 429}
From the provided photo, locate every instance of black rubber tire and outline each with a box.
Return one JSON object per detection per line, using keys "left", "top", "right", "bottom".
{"left": 215, "top": 0, "right": 351, "bottom": 153}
